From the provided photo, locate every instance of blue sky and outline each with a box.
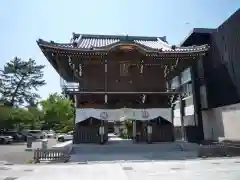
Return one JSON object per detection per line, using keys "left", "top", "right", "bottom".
{"left": 0, "top": 0, "right": 239, "bottom": 99}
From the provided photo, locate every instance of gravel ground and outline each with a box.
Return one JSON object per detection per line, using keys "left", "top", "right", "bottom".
{"left": 0, "top": 138, "right": 57, "bottom": 164}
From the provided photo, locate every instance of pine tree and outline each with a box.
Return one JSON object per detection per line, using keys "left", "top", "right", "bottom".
{"left": 0, "top": 57, "right": 46, "bottom": 107}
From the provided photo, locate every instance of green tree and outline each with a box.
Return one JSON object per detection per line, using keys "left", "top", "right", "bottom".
{"left": 9, "top": 108, "right": 35, "bottom": 130}
{"left": 40, "top": 93, "right": 74, "bottom": 131}
{"left": 0, "top": 106, "right": 35, "bottom": 130}
{"left": 0, "top": 105, "right": 12, "bottom": 129}
{"left": 0, "top": 57, "right": 46, "bottom": 107}
{"left": 27, "top": 106, "right": 44, "bottom": 130}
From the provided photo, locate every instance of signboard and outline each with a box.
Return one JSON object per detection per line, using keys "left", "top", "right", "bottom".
{"left": 100, "top": 112, "right": 108, "bottom": 120}
{"left": 142, "top": 110, "right": 149, "bottom": 118}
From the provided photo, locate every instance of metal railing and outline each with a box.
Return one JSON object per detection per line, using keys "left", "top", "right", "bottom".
{"left": 60, "top": 77, "right": 79, "bottom": 93}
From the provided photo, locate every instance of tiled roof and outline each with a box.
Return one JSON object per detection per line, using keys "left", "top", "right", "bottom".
{"left": 78, "top": 38, "right": 120, "bottom": 49}
{"left": 134, "top": 39, "right": 171, "bottom": 51}
{"left": 72, "top": 34, "right": 170, "bottom": 50}
{"left": 37, "top": 33, "right": 209, "bottom": 53}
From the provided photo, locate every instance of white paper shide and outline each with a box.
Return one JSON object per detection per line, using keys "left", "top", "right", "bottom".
{"left": 75, "top": 108, "right": 171, "bottom": 123}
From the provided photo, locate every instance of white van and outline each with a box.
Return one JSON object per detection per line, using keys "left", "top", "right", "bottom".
{"left": 28, "top": 130, "right": 45, "bottom": 139}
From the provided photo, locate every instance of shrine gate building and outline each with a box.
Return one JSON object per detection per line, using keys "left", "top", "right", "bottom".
{"left": 37, "top": 33, "right": 209, "bottom": 144}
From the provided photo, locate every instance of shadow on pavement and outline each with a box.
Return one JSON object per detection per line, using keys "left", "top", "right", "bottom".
{"left": 70, "top": 135, "right": 200, "bottom": 163}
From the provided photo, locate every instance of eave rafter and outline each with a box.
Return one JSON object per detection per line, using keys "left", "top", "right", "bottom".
{"left": 37, "top": 38, "right": 209, "bottom": 82}
{"left": 37, "top": 39, "right": 209, "bottom": 57}
{"left": 67, "top": 55, "right": 82, "bottom": 81}
{"left": 163, "top": 52, "right": 206, "bottom": 80}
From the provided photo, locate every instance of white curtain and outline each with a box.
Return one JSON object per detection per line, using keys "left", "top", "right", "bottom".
{"left": 75, "top": 108, "right": 171, "bottom": 124}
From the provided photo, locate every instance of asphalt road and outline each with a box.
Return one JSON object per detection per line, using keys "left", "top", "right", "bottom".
{"left": 0, "top": 138, "right": 57, "bottom": 164}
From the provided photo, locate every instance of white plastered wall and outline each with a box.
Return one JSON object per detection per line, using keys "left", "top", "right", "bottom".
{"left": 202, "top": 103, "right": 240, "bottom": 141}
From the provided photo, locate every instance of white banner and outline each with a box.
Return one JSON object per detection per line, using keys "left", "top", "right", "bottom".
{"left": 75, "top": 108, "right": 171, "bottom": 124}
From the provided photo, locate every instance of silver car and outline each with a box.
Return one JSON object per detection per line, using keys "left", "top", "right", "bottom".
{"left": 0, "top": 135, "right": 13, "bottom": 144}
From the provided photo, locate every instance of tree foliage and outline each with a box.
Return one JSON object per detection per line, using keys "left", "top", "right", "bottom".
{"left": 40, "top": 93, "right": 74, "bottom": 131}
{"left": 0, "top": 57, "right": 45, "bottom": 107}
{"left": 0, "top": 93, "right": 74, "bottom": 131}
{"left": 27, "top": 106, "right": 44, "bottom": 130}
{"left": 0, "top": 105, "right": 11, "bottom": 122}
{"left": 0, "top": 57, "right": 74, "bottom": 132}
{"left": 0, "top": 105, "right": 36, "bottom": 130}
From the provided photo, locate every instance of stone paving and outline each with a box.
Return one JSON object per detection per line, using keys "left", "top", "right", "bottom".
{"left": 0, "top": 157, "right": 240, "bottom": 180}
{"left": 1, "top": 134, "right": 239, "bottom": 179}
{"left": 70, "top": 134, "right": 199, "bottom": 162}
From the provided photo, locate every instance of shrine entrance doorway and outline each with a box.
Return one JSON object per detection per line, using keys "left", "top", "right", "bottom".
{"left": 74, "top": 108, "right": 174, "bottom": 144}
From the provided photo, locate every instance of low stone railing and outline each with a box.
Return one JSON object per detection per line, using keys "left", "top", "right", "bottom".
{"left": 52, "top": 140, "right": 73, "bottom": 154}
{"left": 198, "top": 141, "right": 240, "bottom": 158}
{"left": 33, "top": 140, "right": 73, "bottom": 163}
{"left": 198, "top": 144, "right": 227, "bottom": 157}
{"left": 34, "top": 149, "right": 70, "bottom": 163}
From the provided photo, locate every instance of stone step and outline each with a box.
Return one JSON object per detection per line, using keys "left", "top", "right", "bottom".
{"left": 72, "top": 142, "right": 199, "bottom": 154}
{"left": 69, "top": 151, "right": 199, "bottom": 162}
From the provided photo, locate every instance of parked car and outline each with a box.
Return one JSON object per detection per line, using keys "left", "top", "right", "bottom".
{"left": 0, "top": 135, "right": 13, "bottom": 144}
{"left": 46, "top": 132, "right": 56, "bottom": 138}
{"left": 57, "top": 131, "right": 73, "bottom": 142}
{"left": 19, "top": 132, "right": 36, "bottom": 141}
{"left": 0, "top": 131, "right": 25, "bottom": 142}
{"left": 42, "top": 130, "right": 56, "bottom": 138}
{"left": 27, "top": 130, "right": 45, "bottom": 139}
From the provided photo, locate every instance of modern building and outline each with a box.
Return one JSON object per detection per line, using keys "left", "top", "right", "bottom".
{"left": 175, "top": 8, "right": 240, "bottom": 142}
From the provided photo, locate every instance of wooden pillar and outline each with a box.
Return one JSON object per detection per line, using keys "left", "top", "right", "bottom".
{"left": 99, "top": 58, "right": 108, "bottom": 144}
{"left": 100, "top": 120, "right": 104, "bottom": 144}
{"left": 171, "top": 102, "right": 175, "bottom": 141}
{"left": 73, "top": 94, "right": 77, "bottom": 144}
{"left": 175, "top": 74, "right": 185, "bottom": 141}
{"left": 104, "top": 59, "right": 108, "bottom": 92}
{"left": 132, "top": 120, "right": 136, "bottom": 142}
{"left": 179, "top": 95, "right": 185, "bottom": 141}
{"left": 147, "top": 121, "right": 152, "bottom": 143}
{"left": 191, "top": 60, "right": 204, "bottom": 142}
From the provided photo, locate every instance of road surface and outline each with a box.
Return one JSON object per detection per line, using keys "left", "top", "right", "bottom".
{"left": 0, "top": 138, "right": 57, "bottom": 164}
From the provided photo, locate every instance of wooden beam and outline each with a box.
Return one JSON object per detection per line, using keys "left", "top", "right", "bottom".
{"left": 65, "top": 91, "right": 181, "bottom": 95}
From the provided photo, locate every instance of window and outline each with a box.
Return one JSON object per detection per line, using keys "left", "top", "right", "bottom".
{"left": 182, "top": 83, "right": 193, "bottom": 96}
{"left": 181, "top": 68, "right": 191, "bottom": 84}
{"left": 120, "top": 62, "right": 129, "bottom": 76}
{"left": 170, "top": 76, "right": 179, "bottom": 89}
{"left": 183, "top": 96, "right": 193, "bottom": 107}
